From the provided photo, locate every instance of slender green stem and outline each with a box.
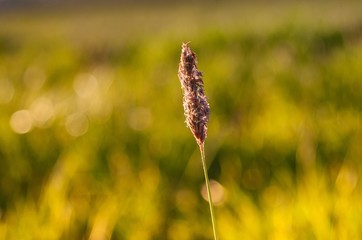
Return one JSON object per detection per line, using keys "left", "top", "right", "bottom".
{"left": 199, "top": 143, "right": 218, "bottom": 240}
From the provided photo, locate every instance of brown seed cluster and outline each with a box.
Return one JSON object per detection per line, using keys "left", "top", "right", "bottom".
{"left": 178, "top": 43, "right": 210, "bottom": 146}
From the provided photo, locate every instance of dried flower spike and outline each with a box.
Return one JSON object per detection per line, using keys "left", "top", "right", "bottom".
{"left": 178, "top": 42, "right": 210, "bottom": 146}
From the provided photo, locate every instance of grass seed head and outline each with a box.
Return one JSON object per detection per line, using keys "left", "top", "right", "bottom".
{"left": 178, "top": 43, "right": 210, "bottom": 146}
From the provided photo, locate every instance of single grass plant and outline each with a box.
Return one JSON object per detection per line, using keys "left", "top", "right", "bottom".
{"left": 178, "top": 42, "right": 218, "bottom": 240}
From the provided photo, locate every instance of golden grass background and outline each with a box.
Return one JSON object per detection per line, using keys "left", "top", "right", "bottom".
{"left": 0, "top": 1, "right": 362, "bottom": 239}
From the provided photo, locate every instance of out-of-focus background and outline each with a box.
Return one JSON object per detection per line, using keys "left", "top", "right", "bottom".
{"left": 1, "top": 1, "right": 362, "bottom": 239}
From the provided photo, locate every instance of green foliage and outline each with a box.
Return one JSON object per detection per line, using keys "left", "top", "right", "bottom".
{"left": 0, "top": 2, "right": 362, "bottom": 239}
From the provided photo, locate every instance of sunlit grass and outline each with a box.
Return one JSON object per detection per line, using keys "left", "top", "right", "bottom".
{"left": 0, "top": 1, "right": 362, "bottom": 239}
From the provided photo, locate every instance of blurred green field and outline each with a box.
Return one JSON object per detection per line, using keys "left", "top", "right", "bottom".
{"left": 1, "top": 1, "right": 362, "bottom": 239}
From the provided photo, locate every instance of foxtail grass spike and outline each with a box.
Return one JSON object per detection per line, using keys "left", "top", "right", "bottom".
{"left": 178, "top": 43, "right": 218, "bottom": 240}
{"left": 178, "top": 42, "right": 210, "bottom": 146}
